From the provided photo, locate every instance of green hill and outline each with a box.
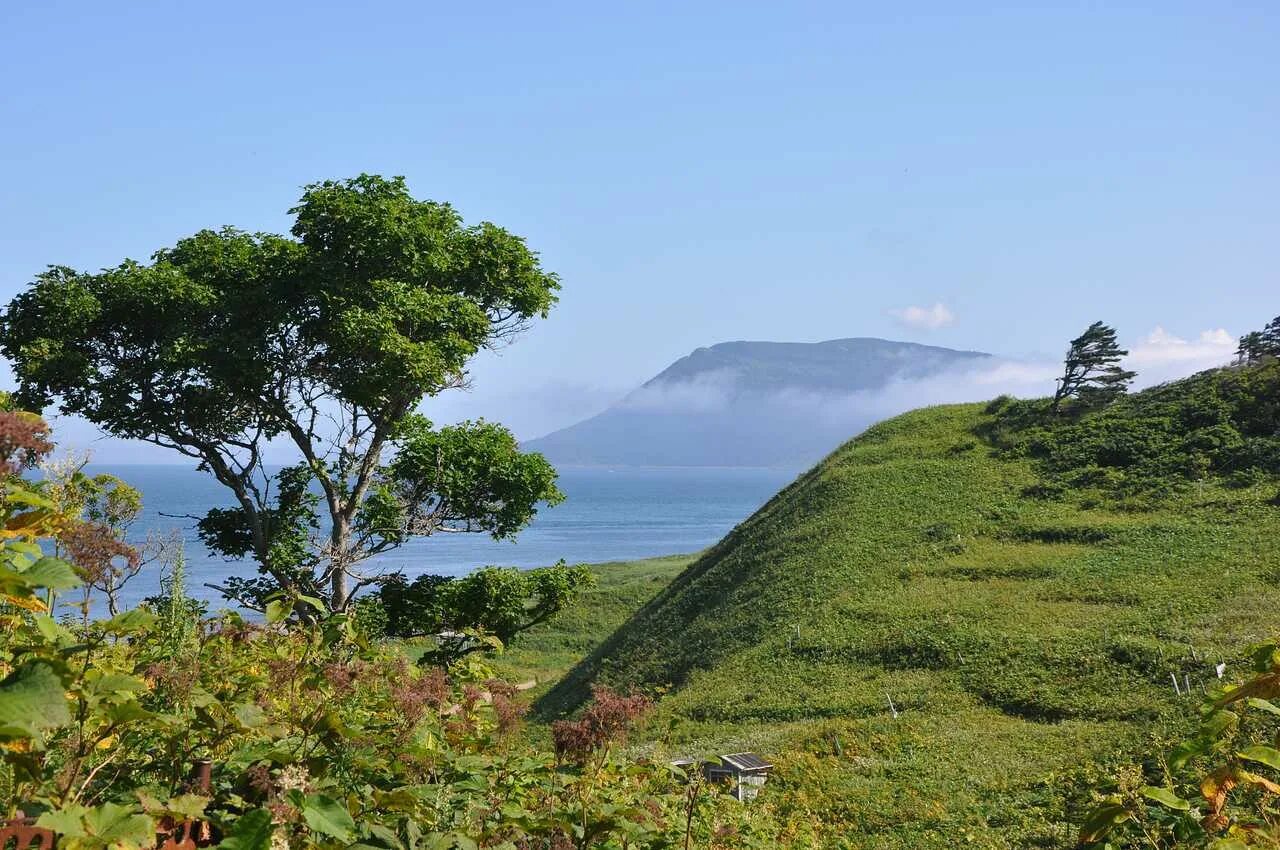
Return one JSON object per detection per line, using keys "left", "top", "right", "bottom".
{"left": 535, "top": 361, "right": 1280, "bottom": 847}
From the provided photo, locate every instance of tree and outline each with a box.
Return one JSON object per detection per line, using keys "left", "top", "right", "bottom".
{"left": 1, "top": 175, "right": 564, "bottom": 611}
{"left": 374, "top": 561, "right": 596, "bottom": 662}
{"left": 1237, "top": 331, "right": 1268, "bottom": 365}
{"left": 41, "top": 459, "right": 144, "bottom": 619}
{"left": 1052, "top": 321, "right": 1136, "bottom": 411}
{"left": 1236, "top": 316, "right": 1280, "bottom": 365}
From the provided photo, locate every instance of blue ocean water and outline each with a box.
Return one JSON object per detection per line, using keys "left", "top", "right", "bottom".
{"left": 84, "top": 464, "right": 799, "bottom": 610}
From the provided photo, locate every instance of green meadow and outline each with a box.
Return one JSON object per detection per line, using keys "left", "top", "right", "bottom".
{"left": 501, "top": 362, "right": 1280, "bottom": 847}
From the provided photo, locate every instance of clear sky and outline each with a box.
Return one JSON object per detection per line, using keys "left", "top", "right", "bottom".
{"left": 2, "top": 1, "right": 1277, "bottom": 456}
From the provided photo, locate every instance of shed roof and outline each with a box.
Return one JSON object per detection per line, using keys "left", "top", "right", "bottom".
{"left": 721, "top": 752, "right": 772, "bottom": 771}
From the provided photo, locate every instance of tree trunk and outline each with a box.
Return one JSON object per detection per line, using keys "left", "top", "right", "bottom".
{"left": 329, "top": 517, "right": 349, "bottom": 610}
{"left": 331, "top": 569, "right": 347, "bottom": 611}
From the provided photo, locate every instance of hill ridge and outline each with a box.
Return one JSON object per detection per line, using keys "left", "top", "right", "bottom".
{"left": 526, "top": 336, "right": 992, "bottom": 467}
{"left": 530, "top": 363, "right": 1280, "bottom": 844}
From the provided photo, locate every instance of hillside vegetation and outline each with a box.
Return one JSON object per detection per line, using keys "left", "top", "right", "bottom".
{"left": 535, "top": 361, "right": 1280, "bottom": 847}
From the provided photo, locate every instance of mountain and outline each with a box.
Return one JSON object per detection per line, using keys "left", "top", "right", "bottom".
{"left": 524, "top": 337, "right": 992, "bottom": 467}
{"left": 534, "top": 362, "right": 1280, "bottom": 845}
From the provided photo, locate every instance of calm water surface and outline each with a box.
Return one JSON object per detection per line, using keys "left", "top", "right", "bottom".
{"left": 85, "top": 464, "right": 799, "bottom": 610}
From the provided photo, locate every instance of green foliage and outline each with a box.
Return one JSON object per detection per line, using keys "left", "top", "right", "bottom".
{"left": 1235, "top": 315, "right": 1280, "bottom": 365}
{"left": 0, "top": 175, "right": 562, "bottom": 610}
{"left": 0, "top": 661, "right": 71, "bottom": 738}
{"left": 385, "top": 414, "right": 565, "bottom": 540}
{"left": 0, "top": 412, "right": 783, "bottom": 847}
{"left": 375, "top": 561, "right": 595, "bottom": 662}
{"left": 1079, "top": 639, "right": 1280, "bottom": 848}
{"left": 523, "top": 365, "right": 1280, "bottom": 847}
{"left": 1001, "top": 360, "right": 1280, "bottom": 502}
{"left": 1053, "top": 320, "right": 1137, "bottom": 411}
{"left": 0, "top": 541, "right": 778, "bottom": 848}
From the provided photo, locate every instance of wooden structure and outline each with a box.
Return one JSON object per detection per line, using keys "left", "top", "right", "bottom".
{"left": 672, "top": 751, "right": 774, "bottom": 802}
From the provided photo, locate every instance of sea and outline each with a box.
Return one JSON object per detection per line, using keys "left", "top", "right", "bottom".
{"left": 81, "top": 464, "right": 800, "bottom": 611}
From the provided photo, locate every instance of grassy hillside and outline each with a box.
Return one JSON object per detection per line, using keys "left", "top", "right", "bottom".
{"left": 532, "top": 362, "right": 1280, "bottom": 848}
{"left": 489, "top": 553, "right": 693, "bottom": 688}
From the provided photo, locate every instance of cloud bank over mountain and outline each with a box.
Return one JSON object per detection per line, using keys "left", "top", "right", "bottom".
{"left": 524, "top": 328, "right": 1240, "bottom": 469}
{"left": 26, "top": 326, "right": 1239, "bottom": 467}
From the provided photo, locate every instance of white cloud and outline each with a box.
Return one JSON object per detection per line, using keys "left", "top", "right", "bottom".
{"left": 890, "top": 302, "right": 955, "bottom": 331}
{"left": 616, "top": 369, "right": 737, "bottom": 414}
{"left": 1126, "top": 326, "right": 1236, "bottom": 385}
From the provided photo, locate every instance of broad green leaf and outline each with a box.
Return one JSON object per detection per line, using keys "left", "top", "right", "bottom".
{"left": 161, "top": 794, "right": 209, "bottom": 820}
{"left": 0, "top": 661, "right": 70, "bottom": 738}
{"left": 6, "top": 540, "right": 43, "bottom": 556}
{"left": 1201, "top": 710, "right": 1238, "bottom": 739}
{"left": 1078, "top": 802, "right": 1132, "bottom": 844}
{"left": 366, "top": 823, "right": 404, "bottom": 848}
{"left": 4, "top": 488, "right": 56, "bottom": 509}
{"left": 23, "top": 556, "right": 82, "bottom": 590}
{"left": 36, "top": 804, "right": 91, "bottom": 837}
{"left": 1247, "top": 697, "right": 1280, "bottom": 716}
{"left": 233, "top": 701, "right": 268, "bottom": 729}
{"left": 1140, "top": 785, "right": 1191, "bottom": 811}
{"left": 99, "top": 608, "right": 156, "bottom": 634}
{"left": 296, "top": 594, "right": 327, "bottom": 612}
{"left": 80, "top": 803, "right": 154, "bottom": 849}
{"left": 86, "top": 671, "right": 148, "bottom": 697}
{"left": 264, "top": 599, "right": 291, "bottom": 625}
{"left": 107, "top": 700, "right": 154, "bottom": 724}
{"left": 301, "top": 794, "right": 356, "bottom": 843}
{"left": 31, "top": 613, "right": 73, "bottom": 643}
{"left": 1238, "top": 745, "right": 1280, "bottom": 770}
{"left": 1251, "top": 642, "right": 1280, "bottom": 673}
{"left": 1169, "top": 737, "right": 1213, "bottom": 770}
{"left": 216, "top": 808, "right": 274, "bottom": 850}
{"left": 1209, "top": 840, "right": 1249, "bottom": 850}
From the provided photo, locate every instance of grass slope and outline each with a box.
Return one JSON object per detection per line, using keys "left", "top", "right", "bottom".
{"left": 490, "top": 554, "right": 693, "bottom": 689}
{"left": 533, "top": 365, "right": 1280, "bottom": 848}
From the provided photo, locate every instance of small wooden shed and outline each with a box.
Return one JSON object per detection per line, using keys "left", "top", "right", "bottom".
{"left": 673, "top": 752, "right": 774, "bottom": 801}
{"left": 718, "top": 752, "right": 773, "bottom": 801}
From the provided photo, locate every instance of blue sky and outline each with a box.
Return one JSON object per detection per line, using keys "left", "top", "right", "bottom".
{"left": 2, "top": 1, "right": 1277, "bottom": 456}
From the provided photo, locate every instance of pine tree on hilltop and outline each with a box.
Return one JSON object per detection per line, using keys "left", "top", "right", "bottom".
{"left": 1262, "top": 316, "right": 1280, "bottom": 357}
{"left": 1236, "top": 331, "right": 1267, "bottom": 365}
{"left": 1235, "top": 316, "right": 1280, "bottom": 365}
{"left": 1052, "top": 321, "right": 1136, "bottom": 412}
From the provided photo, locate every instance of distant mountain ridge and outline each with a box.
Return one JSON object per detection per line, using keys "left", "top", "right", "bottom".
{"left": 525, "top": 337, "right": 992, "bottom": 468}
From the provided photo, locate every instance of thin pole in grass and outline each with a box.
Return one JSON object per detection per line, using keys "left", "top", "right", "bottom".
{"left": 1170, "top": 673, "right": 1182, "bottom": 696}
{"left": 886, "top": 693, "right": 899, "bottom": 719}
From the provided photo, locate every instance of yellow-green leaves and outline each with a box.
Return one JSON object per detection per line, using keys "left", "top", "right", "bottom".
{"left": 1077, "top": 798, "right": 1133, "bottom": 845}
{"left": 1138, "top": 785, "right": 1191, "bottom": 811}
{"left": 1237, "top": 744, "right": 1280, "bottom": 771}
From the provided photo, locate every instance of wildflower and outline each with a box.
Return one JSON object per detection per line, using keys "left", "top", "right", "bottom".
{"left": 275, "top": 764, "right": 312, "bottom": 794}
{"left": 486, "top": 679, "right": 528, "bottom": 737}
{"left": 0, "top": 410, "right": 54, "bottom": 475}
{"left": 551, "top": 685, "right": 651, "bottom": 763}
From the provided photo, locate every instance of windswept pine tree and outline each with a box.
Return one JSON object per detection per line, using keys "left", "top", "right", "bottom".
{"left": 1051, "top": 321, "right": 1136, "bottom": 411}
{"left": 1236, "top": 315, "right": 1280, "bottom": 365}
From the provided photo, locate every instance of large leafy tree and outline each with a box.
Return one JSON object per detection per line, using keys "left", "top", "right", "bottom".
{"left": 1, "top": 175, "right": 564, "bottom": 611}
{"left": 1052, "top": 321, "right": 1136, "bottom": 411}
